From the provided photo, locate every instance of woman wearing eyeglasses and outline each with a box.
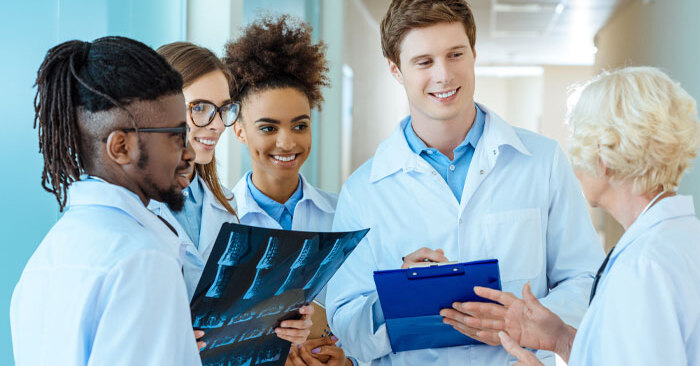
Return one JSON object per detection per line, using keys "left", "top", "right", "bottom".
{"left": 224, "top": 16, "right": 354, "bottom": 366}
{"left": 450, "top": 67, "right": 700, "bottom": 366}
{"left": 151, "top": 42, "right": 314, "bottom": 347}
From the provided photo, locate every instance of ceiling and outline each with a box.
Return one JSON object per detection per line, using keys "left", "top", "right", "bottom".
{"left": 357, "top": 0, "right": 632, "bottom": 66}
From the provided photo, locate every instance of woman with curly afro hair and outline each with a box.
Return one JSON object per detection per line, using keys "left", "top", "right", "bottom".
{"left": 225, "top": 15, "right": 355, "bottom": 366}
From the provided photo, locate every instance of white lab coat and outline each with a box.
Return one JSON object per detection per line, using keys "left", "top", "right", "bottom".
{"left": 10, "top": 180, "right": 201, "bottom": 365}
{"left": 326, "top": 105, "right": 605, "bottom": 365}
{"left": 231, "top": 172, "right": 337, "bottom": 232}
{"left": 569, "top": 195, "right": 700, "bottom": 365}
{"left": 149, "top": 175, "right": 238, "bottom": 300}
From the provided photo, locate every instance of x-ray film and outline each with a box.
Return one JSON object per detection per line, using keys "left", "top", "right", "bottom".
{"left": 190, "top": 223, "right": 368, "bottom": 366}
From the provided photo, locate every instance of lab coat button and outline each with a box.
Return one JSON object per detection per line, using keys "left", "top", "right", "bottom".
{"left": 449, "top": 165, "right": 455, "bottom": 171}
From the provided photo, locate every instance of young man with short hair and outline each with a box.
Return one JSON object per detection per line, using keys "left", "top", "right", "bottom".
{"left": 326, "top": 1, "right": 604, "bottom": 364}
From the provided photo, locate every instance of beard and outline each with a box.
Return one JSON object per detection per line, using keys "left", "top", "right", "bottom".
{"left": 137, "top": 139, "right": 185, "bottom": 212}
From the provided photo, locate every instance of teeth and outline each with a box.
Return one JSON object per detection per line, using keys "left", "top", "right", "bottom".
{"left": 435, "top": 89, "right": 457, "bottom": 98}
{"left": 196, "top": 138, "right": 216, "bottom": 146}
{"left": 273, "top": 155, "right": 296, "bottom": 162}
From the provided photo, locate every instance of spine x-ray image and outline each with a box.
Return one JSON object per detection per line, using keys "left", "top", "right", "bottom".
{"left": 190, "top": 223, "right": 368, "bottom": 366}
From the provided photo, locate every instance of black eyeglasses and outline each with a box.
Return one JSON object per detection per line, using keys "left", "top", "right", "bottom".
{"left": 188, "top": 100, "right": 240, "bottom": 127}
{"left": 121, "top": 124, "right": 190, "bottom": 147}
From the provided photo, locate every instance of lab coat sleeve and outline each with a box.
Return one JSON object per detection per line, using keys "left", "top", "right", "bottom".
{"left": 538, "top": 146, "right": 605, "bottom": 327}
{"left": 596, "top": 259, "right": 686, "bottom": 365}
{"left": 87, "top": 250, "right": 201, "bottom": 366}
{"left": 326, "top": 182, "right": 393, "bottom": 362}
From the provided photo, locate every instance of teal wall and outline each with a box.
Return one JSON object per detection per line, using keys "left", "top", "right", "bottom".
{"left": 0, "top": 1, "right": 185, "bottom": 363}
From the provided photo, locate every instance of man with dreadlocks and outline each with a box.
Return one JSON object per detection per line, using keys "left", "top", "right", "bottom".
{"left": 10, "top": 36, "right": 202, "bottom": 365}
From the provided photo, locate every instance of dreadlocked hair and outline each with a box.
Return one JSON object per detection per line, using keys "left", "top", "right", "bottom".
{"left": 157, "top": 42, "right": 239, "bottom": 222}
{"left": 34, "top": 36, "right": 183, "bottom": 210}
{"left": 223, "top": 15, "right": 330, "bottom": 110}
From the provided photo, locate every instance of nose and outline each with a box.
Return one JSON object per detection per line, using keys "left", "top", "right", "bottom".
{"left": 433, "top": 59, "right": 452, "bottom": 85}
{"left": 209, "top": 112, "right": 225, "bottom": 132}
{"left": 276, "top": 129, "right": 295, "bottom": 151}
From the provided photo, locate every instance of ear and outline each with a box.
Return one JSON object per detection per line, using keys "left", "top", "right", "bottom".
{"left": 472, "top": 48, "right": 477, "bottom": 61}
{"left": 387, "top": 58, "right": 404, "bottom": 85}
{"left": 598, "top": 157, "right": 609, "bottom": 177}
{"left": 233, "top": 121, "right": 247, "bottom": 144}
{"left": 105, "top": 130, "right": 137, "bottom": 165}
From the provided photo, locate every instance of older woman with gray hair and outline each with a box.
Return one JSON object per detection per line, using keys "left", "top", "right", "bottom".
{"left": 461, "top": 66, "right": 700, "bottom": 365}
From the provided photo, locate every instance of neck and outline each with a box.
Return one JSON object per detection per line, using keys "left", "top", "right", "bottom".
{"left": 251, "top": 170, "right": 299, "bottom": 204}
{"left": 410, "top": 104, "right": 476, "bottom": 160}
{"left": 602, "top": 185, "right": 671, "bottom": 230}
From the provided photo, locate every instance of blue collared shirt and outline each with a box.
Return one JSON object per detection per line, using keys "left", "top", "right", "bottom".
{"left": 246, "top": 171, "right": 303, "bottom": 231}
{"left": 403, "top": 104, "right": 485, "bottom": 202}
{"left": 172, "top": 173, "right": 204, "bottom": 248}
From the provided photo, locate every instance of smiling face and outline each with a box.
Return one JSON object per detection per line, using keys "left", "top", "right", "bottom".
{"left": 124, "top": 93, "right": 195, "bottom": 210}
{"left": 389, "top": 22, "right": 476, "bottom": 126}
{"left": 234, "top": 87, "right": 312, "bottom": 186}
{"left": 182, "top": 70, "right": 231, "bottom": 165}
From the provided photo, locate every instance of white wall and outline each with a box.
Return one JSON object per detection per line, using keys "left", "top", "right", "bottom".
{"left": 474, "top": 75, "right": 542, "bottom": 133}
{"left": 342, "top": 0, "right": 408, "bottom": 175}
{"left": 594, "top": 0, "right": 700, "bottom": 247}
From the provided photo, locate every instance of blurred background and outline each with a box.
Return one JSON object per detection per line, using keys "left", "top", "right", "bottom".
{"left": 2, "top": 0, "right": 699, "bottom": 364}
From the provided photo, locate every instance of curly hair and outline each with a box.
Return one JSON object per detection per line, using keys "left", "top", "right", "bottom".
{"left": 223, "top": 15, "right": 329, "bottom": 110}
{"left": 567, "top": 66, "right": 700, "bottom": 195}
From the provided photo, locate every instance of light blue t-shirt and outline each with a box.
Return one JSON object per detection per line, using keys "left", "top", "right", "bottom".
{"left": 172, "top": 173, "right": 204, "bottom": 248}
{"left": 403, "top": 104, "right": 485, "bottom": 202}
{"left": 246, "top": 171, "right": 303, "bottom": 230}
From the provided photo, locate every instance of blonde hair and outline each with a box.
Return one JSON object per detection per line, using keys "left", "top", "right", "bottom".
{"left": 567, "top": 66, "right": 700, "bottom": 194}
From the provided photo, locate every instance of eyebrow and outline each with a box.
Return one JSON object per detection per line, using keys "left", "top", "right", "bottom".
{"left": 409, "top": 45, "right": 469, "bottom": 64}
{"left": 254, "top": 114, "right": 311, "bottom": 124}
{"left": 188, "top": 98, "right": 233, "bottom": 106}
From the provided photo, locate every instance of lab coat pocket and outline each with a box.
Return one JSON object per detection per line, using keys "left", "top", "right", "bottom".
{"left": 483, "top": 208, "right": 544, "bottom": 282}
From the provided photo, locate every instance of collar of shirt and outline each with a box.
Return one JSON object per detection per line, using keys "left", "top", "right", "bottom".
{"left": 404, "top": 104, "right": 485, "bottom": 158}
{"left": 368, "top": 102, "right": 530, "bottom": 183}
{"left": 234, "top": 172, "right": 335, "bottom": 222}
{"left": 183, "top": 171, "right": 203, "bottom": 205}
{"left": 605, "top": 195, "right": 696, "bottom": 272}
{"left": 245, "top": 171, "right": 303, "bottom": 224}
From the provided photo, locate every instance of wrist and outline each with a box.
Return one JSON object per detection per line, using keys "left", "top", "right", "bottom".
{"left": 553, "top": 324, "right": 576, "bottom": 362}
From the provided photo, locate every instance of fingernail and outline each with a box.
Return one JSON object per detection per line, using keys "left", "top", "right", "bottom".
{"left": 312, "top": 348, "right": 320, "bottom": 354}
{"left": 289, "top": 347, "right": 293, "bottom": 354}
{"left": 297, "top": 344, "right": 302, "bottom": 349}
{"left": 331, "top": 335, "right": 338, "bottom": 341}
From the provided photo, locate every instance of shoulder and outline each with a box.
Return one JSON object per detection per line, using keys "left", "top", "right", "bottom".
{"left": 47, "top": 206, "right": 177, "bottom": 269}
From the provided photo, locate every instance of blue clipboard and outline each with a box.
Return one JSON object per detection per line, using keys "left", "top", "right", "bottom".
{"left": 373, "top": 259, "right": 502, "bottom": 353}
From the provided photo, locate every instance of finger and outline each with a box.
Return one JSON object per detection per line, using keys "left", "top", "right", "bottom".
{"left": 464, "top": 314, "right": 505, "bottom": 331}
{"left": 298, "top": 344, "right": 323, "bottom": 366}
{"left": 287, "top": 346, "right": 307, "bottom": 366}
{"left": 405, "top": 247, "right": 448, "bottom": 263}
{"left": 474, "top": 286, "right": 516, "bottom": 306}
{"left": 197, "top": 341, "right": 206, "bottom": 350}
{"left": 439, "top": 308, "right": 468, "bottom": 323}
{"left": 312, "top": 345, "right": 345, "bottom": 360}
{"left": 194, "top": 330, "right": 205, "bottom": 339}
{"left": 298, "top": 305, "right": 315, "bottom": 316}
{"left": 522, "top": 282, "right": 538, "bottom": 305}
{"left": 280, "top": 318, "right": 313, "bottom": 330}
{"left": 499, "top": 331, "right": 540, "bottom": 363}
{"left": 456, "top": 301, "right": 507, "bottom": 320}
{"left": 275, "top": 328, "right": 311, "bottom": 344}
{"left": 443, "top": 317, "right": 500, "bottom": 346}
